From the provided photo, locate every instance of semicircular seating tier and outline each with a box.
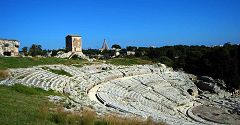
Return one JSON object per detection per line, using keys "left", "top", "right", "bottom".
{"left": 1, "top": 64, "right": 205, "bottom": 125}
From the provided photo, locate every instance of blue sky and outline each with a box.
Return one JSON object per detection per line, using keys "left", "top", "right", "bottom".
{"left": 0, "top": 0, "right": 240, "bottom": 50}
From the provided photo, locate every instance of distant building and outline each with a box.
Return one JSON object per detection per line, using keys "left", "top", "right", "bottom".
{"left": 111, "top": 46, "right": 121, "bottom": 57}
{"left": 0, "top": 39, "right": 19, "bottom": 56}
{"left": 126, "top": 46, "right": 137, "bottom": 56}
{"left": 100, "top": 39, "right": 109, "bottom": 52}
{"left": 127, "top": 51, "right": 135, "bottom": 56}
{"left": 66, "top": 35, "right": 82, "bottom": 53}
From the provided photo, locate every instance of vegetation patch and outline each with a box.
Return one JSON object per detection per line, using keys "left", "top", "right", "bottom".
{"left": 11, "top": 84, "right": 57, "bottom": 95}
{"left": 154, "top": 56, "right": 173, "bottom": 67}
{"left": 49, "top": 108, "right": 165, "bottom": 125}
{"left": 0, "top": 84, "right": 165, "bottom": 125}
{"left": 0, "top": 57, "right": 87, "bottom": 69}
{"left": 42, "top": 67, "right": 72, "bottom": 77}
{"left": 0, "top": 69, "right": 10, "bottom": 80}
{"left": 72, "top": 64, "right": 84, "bottom": 68}
{"left": 0, "top": 84, "right": 59, "bottom": 125}
{"left": 107, "top": 58, "right": 153, "bottom": 66}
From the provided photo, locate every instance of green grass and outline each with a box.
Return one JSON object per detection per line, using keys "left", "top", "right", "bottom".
{"left": 0, "top": 57, "right": 153, "bottom": 69}
{"left": 0, "top": 57, "right": 87, "bottom": 69}
{"left": 0, "top": 84, "right": 59, "bottom": 125}
{"left": 42, "top": 67, "right": 73, "bottom": 77}
{"left": 11, "top": 84, "right": 57, "bottom": 95}
{"left": 106, "top": 58, "right": 153, "bottom": 66}
{"left": 0, "top": 84, "right": 165, "bottom": 125}
{"left": 72, "top": 64, "right": 84, "bottom": 68}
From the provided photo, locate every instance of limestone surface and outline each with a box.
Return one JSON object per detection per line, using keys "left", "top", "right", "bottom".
{"left": 0, "top": 39, "right": 19, "bottom": 56}
{"left": 1, "top": 63, "right": 239, "bottom": 125}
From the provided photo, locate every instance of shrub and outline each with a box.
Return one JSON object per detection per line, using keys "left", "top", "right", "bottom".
{"left": 157, "top": 56, "right": 173, "bottom": 67}
{"left": 81, "top": 108, "right": 97, "bottom": 125}
{"left": 0, "top": 69, "right": 10, "bottom": 80}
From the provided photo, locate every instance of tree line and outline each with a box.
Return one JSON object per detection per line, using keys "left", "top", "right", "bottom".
{"left": 21, "top": 44, "right": 65, "bottom": 57}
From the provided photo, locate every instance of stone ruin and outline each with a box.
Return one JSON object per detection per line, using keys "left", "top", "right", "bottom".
{"left": 0, "top": 39, "right": 19, "bottom": 56}
{"left": 0, "top": 63, "right": 239, "bottom": 125}
{"left": 65, "top": 35, "right": 83, "bottom": 53}
{"left": 56, "top": 35, "right": 85, "bottom": 59}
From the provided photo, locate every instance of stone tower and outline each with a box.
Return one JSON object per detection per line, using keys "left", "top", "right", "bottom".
{"left": 66, "top": 35, "right": 82, "bottom": 53}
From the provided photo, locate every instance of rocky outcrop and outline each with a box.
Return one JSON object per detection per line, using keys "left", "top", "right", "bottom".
{"left": 0, "top": 39, "right": 19, "bottom": 56}
{"left": 55, "top": 51, "right": 88, "bottom": 60}
{"left": 195, "top": 76, "right": 227, "bottom": 93}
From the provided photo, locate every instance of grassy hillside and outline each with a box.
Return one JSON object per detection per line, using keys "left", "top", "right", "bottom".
{"left": 0, "top": 57, "right": 154, "bottom": 70}
{"left": 0, "top": 84, "right": 59, "bottom": 125}
{"left": 0, "top": 84, "right": 165, "bottom": 125}
{"left": 0, "top": 57, "right": 88, "bottom": 69}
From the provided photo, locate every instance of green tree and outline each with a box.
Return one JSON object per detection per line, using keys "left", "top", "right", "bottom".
{"left": 126, "top": 46, "right": 137, "bottom": 51}
{"left": 29, "top": 44, "right": 42, "bottom": 57}
{"left": 22, "top": 47, "right": 28, "bottom": 56}
{"left": 83, "top": 49, "right": 101, "bottom": 55}
{"left": 158, "top": 56, "right": 173, "bottom": 67}
{"left": 41, "top": 50, "right": 48, "bottom": 56}
{"left": 111, "top": 44, "right": 121, "bottom": 49}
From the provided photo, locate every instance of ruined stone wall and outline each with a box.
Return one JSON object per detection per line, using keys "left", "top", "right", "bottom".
{"left": 72, "top": 36, "right": 82, "bottom": 52}
{"left": 0, "top": 39, "right": 19, "bottom": 56}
